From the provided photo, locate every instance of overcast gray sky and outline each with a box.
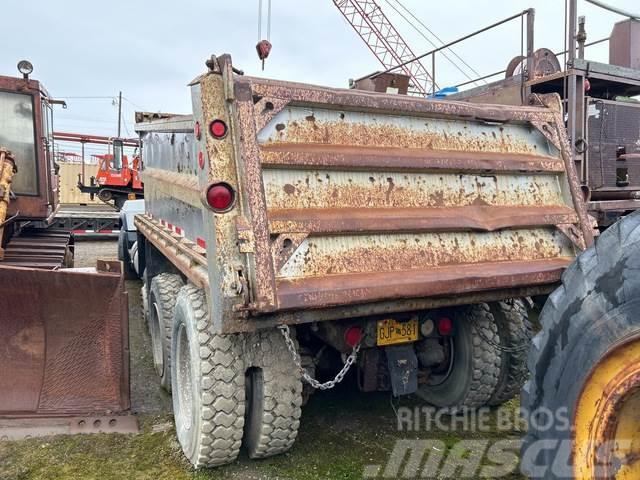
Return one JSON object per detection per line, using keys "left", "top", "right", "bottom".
{"left": 1, "top": 0, "right": 637, "bottom": 156}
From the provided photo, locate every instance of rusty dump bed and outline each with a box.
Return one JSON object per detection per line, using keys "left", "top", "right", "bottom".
{"left": 136, "top": 56, "right": 592, "bottom": 331}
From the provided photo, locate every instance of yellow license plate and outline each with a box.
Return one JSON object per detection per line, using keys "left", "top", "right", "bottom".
{"left": 377, "top": 318, "right": 419, "bottom": 346}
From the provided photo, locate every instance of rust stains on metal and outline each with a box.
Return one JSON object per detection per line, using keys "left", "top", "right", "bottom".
{"left": 275, "top": 257, "right": 571, "bottom": 310}
{"left": 263, "top": 116, "right": 541, "bottom": 155}
{"left": 190, "top": 70, "right": 591, "bottom": 319}
{"left": 1, "top": 229, "right": 72, "bottom": 269}
{"left": 243, "top": 76, "right": 558, "bottom": 125}
{"left": 233, "top": 81, "right": 278, "bottom": 309}
{"left": 0, "top": 261, "right": 129, "bottom": 416}
{"left": 135, "top": 214, "right": 209, "bottom": 290}
{"left": 277, "top": 228, "right": 572, "bottom": 279}
{"left": 260, "top": 143, "right": 566, "bottom": 173}
{"left": 268, "top": 205, "right": 579, "bottom": 234}
{"left": 271, "top": 232, "right": 308, "bottom": 272}
{"left": 262, "top": 169, "right": 566, "bottom": 210}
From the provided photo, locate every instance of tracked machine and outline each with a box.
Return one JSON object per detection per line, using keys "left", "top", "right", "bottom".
{"left": 0, "top": 61, "right": 133, "bottom": 438}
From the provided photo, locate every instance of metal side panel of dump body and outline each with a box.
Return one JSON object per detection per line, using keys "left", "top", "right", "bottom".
{"left": 136, "top": 56, "right": 592, "bottom": 333}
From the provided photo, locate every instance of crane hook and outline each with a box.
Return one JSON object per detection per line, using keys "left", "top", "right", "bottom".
{"left": 256, "top": 0, "right": 272, "bottom": 70}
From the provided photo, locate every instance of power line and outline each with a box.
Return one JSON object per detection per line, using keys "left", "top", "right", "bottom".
{"left": 55, "top": 96, "right": 117, "bottom": 99}
{"left": 382, "top": 0, "right": 485, "bottom": 85}
{"left": 122, "top": 96, "right": 148, "bottom": 111}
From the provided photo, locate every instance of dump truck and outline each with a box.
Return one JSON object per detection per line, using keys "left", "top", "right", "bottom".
{"left": 0, "top": 62, "right": 133, "bottom": 438}
{"left": 132, "top": 53, "right": 593, "bottom": 467}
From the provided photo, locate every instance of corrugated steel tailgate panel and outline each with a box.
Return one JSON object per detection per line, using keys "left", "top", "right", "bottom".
{"left": 229, "top": 77, "right": 592, "bottom": 313}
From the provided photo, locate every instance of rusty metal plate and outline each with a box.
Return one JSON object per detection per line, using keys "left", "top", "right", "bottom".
{"left": 0, "top": 262, "right": 129, "bottom": 416}
{"left": 193, "top": 69, "right": 593, "bottom": 317}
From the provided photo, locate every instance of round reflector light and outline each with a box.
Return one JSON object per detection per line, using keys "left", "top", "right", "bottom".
{"left": 209, "top": 119, "right": 228, "bottom": 139}
{"left": 344, "top": 326, "right": 363, "bottom": 348}
{"left": 437, "top": 317, "right": 453, "bottom": 336}
{"left": 206, "top": 183, "right": 235, "bottom": 212}
{"left": 420, "top": 318, "right": 435, "bottom": 337}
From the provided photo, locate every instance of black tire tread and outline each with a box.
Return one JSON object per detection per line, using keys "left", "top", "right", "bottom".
{"left": 174, "top": 285, "right": 245, "bottom": 468}
{"left": 150, "top": 273, "right": 183, "bottom": 391}
{"left": 465, "top": 303, "right": 503, "bottom": 408}
{"left": 243, "top": 329, "right": 303, "bottom": 459}
{"left": 488, "top": 299, "right": 534, "bottom": 406}
{"left": 521, "top": 211, "right": 640, "bottom": 479}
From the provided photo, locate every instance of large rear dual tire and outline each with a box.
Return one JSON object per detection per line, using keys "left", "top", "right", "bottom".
{"left": 522, "top": 211, "right": 640, "bottom": 479}
{"left": 149, "top": 273, "right": 183, "bottom": 392}
{"left": 171, "top": 285, "right": 302, "bottom": 468}
{"left": 416, "top": 302, "right": 531, "bottom": 409}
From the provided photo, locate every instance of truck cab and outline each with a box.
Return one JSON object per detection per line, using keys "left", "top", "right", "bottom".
{"left": 0, "top": 61, "right": 59, "bottom": 227}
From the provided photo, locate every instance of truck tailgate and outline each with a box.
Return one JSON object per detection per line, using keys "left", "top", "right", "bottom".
{"left": 198, "top": 71, "right": 593, "bottom": 316}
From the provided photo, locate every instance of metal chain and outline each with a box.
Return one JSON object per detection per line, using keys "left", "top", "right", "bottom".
{"left": 278, "top": 324, "right": 362, "bottom": 390}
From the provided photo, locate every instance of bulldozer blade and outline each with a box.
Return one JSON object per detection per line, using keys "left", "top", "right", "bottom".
{"left": 0, "top": 260, "right": 134, "bottom": 434}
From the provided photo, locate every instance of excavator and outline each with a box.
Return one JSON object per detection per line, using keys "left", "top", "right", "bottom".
{"left": 0, "top": 61, "right": 134, "bottom": 438}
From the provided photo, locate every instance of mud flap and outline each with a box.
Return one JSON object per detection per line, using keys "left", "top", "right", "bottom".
{"left": 0, "top": 260, "right": 131, "bottom": 418}
{"left": 385, "top": 345, "right": 418, "bottom": 396}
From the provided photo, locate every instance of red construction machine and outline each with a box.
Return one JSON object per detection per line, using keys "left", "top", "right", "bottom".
{"left": 0, "top": 61, "right": 133, "bottom": 438}
{"left": 88, "top": 144, "right": 143, "bottom": 207}
{"left": 54, "top": 132, "right": 143, "bottom": 210}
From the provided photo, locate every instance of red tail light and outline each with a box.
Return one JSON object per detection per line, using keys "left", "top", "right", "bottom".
{"left": 209, "top": 119, "right": 228, "bottom": 139}
{"left": 344, "top": 326, "right": 363, "bottom": 348}
{"left": 205, "top": 182, "right": 235, "bottom": 212}
{"left": 437, "top": 317, "right": 453, "bottom": 336}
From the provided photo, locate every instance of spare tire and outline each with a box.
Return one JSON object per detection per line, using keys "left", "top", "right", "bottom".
{"left": 522, "top": 211, "right": 640, "bottom": 479}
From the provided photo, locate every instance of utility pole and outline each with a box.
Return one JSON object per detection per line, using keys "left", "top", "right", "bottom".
{"left": 566, "top": 0, "right": 578, "bottom": 164}
{"left": 117, "top": 91, "right": 122, "bottom": 138}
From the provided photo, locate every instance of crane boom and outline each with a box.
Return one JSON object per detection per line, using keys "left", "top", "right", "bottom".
{"left": 333, "top": 0, "right": 435, "bottom": 95}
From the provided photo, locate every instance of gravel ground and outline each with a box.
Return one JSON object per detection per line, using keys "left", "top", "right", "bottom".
{"left": 0, "top": 240, "right": 527, "bottom": 480}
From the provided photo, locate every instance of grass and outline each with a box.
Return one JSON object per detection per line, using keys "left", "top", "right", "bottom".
{"left": 0, "top": 389, "right": 527, "bottom": 480}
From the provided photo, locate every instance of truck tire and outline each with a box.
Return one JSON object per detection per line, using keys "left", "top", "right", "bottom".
{"left": 487, "top": 299, "right": 533, "bottom": 406}
{"left": 416, "top": 303, "right": 501, "bottom": 409}
{"left": 141, "top": 282, "right": 149, "bottom": 329}
{"left": 171, "top": 284, "right": 245, "bottom": 468}
{"left": 242, "top": 329, "right": 303, "bottom": 459}
{"left": 149, "top": 273, "right": 183, "bottom": 392}
{"left": 521, "top": 212, "right": 640, "bottom": 480}
{"left": 117, "top": 229, "right": 137, "bottom": 280}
